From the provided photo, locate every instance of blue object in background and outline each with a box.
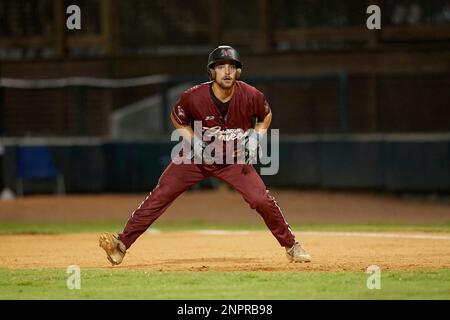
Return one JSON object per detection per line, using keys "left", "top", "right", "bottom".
{"left": 16, "top": 146, "right": 65, "bottom": 196}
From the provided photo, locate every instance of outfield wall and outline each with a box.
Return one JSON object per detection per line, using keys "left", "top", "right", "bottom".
{"left": 1, "top": 134, "right": 449, "bottom": 194}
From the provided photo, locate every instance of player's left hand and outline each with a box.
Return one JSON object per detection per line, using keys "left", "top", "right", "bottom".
{"left": 244, "top": 133, "right": 262, "bottom": 165}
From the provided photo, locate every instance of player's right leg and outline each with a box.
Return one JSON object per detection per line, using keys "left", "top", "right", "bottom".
{"left": 99, "top": 162, "right": 207, "bottom": 265}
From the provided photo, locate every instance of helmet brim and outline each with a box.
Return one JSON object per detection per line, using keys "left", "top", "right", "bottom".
{"left": 208, "top": 58, "right": 242, "bottom": 70}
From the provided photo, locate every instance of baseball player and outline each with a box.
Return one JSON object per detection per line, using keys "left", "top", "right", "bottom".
{"left": 99, "top": 45, "right": 311, "bottom": 265}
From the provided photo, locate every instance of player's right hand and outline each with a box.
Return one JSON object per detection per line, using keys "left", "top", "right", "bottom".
{"left": 188, "top": 138, "right": 212, "bottom": 163}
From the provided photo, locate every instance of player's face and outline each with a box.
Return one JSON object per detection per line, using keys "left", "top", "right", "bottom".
{"left": 214, "top": 62, "right": 237, "bottom": 89}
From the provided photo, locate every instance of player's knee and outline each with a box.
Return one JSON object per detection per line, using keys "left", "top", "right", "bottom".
{"left": 249, "top": 195, "right": 269, "bottom": 210}
{"left": 150, "top": 184, "right": 172, "bottom": 204}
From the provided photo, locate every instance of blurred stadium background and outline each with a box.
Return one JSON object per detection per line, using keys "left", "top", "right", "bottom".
{"left": 1, "top": 1, "right": 450, "bottom": 301}
{"left": 0, "top": 0, "right": 449, "bottom": 196}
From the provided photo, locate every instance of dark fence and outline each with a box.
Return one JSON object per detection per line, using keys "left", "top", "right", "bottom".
{"left": 262, "top": 134, "right": 450, "bottom": 191}
{"left": 2, "top": 71, "right": 450, "bottom": 137}
{"left": 1, "top": 134, "right": 449, "bottom": 194}
{"left": 0, "top": 73, "right": 350, "bottom": 136}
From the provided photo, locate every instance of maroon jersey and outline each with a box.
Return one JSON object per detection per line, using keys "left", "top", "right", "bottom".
{"left": 171, "top": 80, "right": 271, "bottom": 137}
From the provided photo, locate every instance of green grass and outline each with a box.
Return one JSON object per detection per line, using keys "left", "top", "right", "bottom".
{"left": 0, "top": 269, "right": 449, "bottom": 300}
{"left": 0, "top": 221, "right": 127, "bottom": 235}
{"left": 0, "top": 220, "right": 449, "bottom": 235}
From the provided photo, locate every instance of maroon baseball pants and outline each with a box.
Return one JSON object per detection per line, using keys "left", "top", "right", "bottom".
{"left": 118, "top": 162, "right": 296, "bottom": 249}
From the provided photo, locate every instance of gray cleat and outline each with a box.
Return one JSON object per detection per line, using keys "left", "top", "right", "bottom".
{"left": 286, "top": 241, "right": 311, "bottom": 263}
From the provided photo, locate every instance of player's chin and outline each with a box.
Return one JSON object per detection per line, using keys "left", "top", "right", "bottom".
{"left": 218, "top": 79, "right": 235, "bottom": 89}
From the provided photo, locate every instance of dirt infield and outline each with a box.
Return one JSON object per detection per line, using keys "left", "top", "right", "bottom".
{"left": 1, "top": 231, "right": 450, "bottom": 272}
{"left": 1, "top": 190, "right": 449, "bottom": 272}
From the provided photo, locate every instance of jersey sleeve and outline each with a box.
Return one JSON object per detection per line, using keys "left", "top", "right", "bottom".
{"left": 171, "top": 93, "right": 191, "bottom": 126}
{"left": 254, "top": 91, "right": 271, "bottom": 122}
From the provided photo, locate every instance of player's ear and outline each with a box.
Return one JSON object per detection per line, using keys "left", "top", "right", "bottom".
{"left": 236, "top": 68, "right": 242, "bottom": 80}
{"left": 209, "top": 69, "right": 216, "bottom": 80}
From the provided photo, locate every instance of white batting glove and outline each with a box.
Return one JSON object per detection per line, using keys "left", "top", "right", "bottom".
{"left": 245, "top": 133, "right": 262, "bottom": 165}
{"left": 188, "top": 137, "right": 206, "bottom": 162}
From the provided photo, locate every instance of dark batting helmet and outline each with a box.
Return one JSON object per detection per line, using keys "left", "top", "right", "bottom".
{"left": 207, "top": 45, "right": 242, "bottom": 80}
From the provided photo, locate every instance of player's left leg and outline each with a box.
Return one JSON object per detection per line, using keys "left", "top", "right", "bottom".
{"left": 213, "top": 164, "right": 295, "bottom": 247}
{"left": 213, "top": 164, "right": 311, "bottom": 262}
